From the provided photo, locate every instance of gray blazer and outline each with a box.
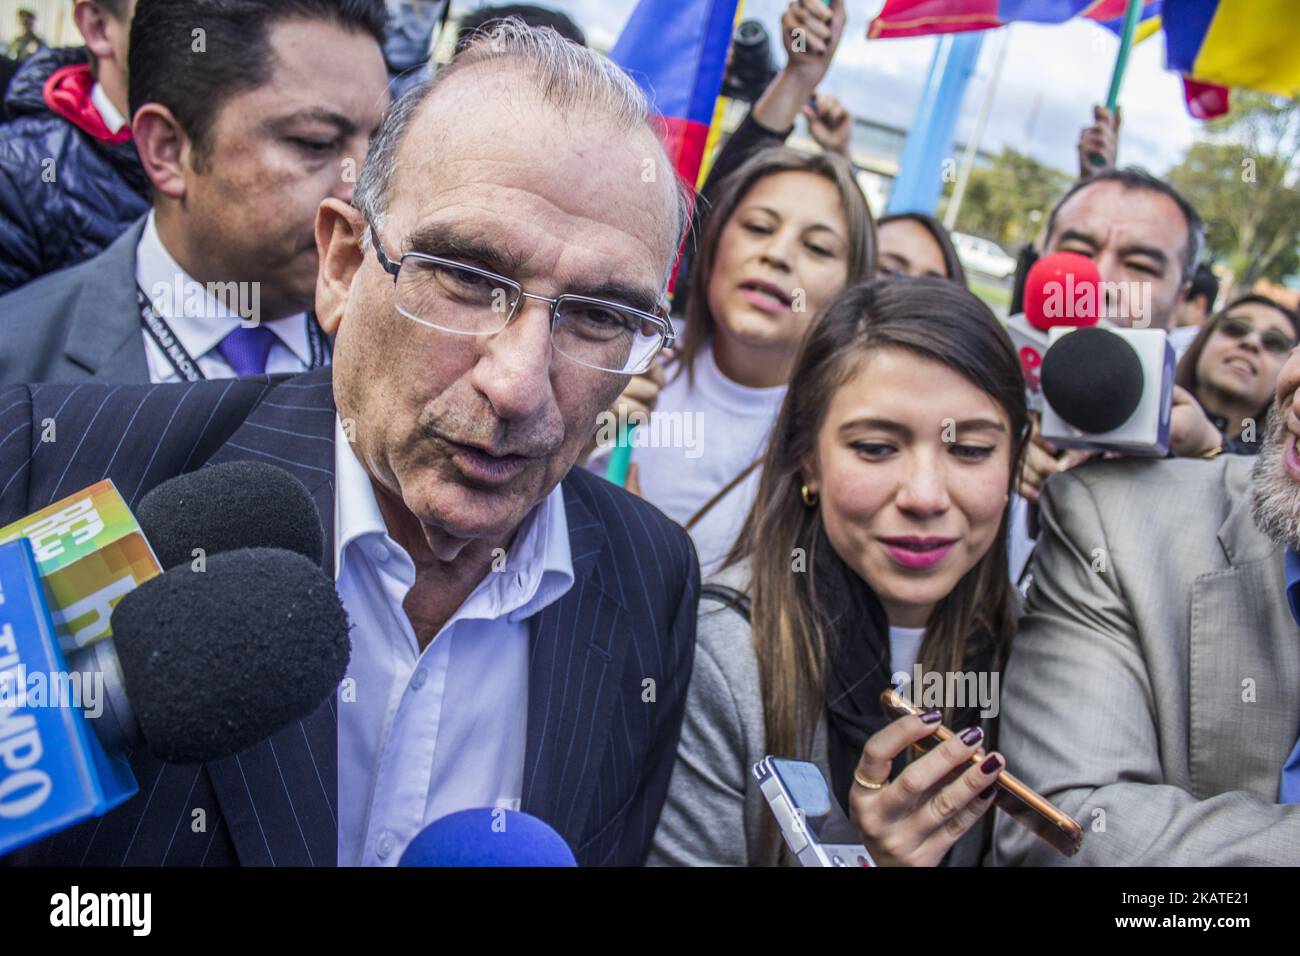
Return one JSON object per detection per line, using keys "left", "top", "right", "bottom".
{"left": 647, "top": 561, "right": 831, "bottom": 866}
{"left": 648, "top": 560, "right": 988, "bottom": 867}
{"left": 992, "top": 454, "right": 1300, "bottom": 866}
{"left": 0, "top": 217, "right": 150, "bottom": 385}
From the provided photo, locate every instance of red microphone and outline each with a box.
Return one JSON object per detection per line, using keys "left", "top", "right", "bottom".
{"left": 1023, "top": 252, "right": 1103, "bottom": 331}
{"left": 1008, "top": 252, "right": 1102, "bottom": 397}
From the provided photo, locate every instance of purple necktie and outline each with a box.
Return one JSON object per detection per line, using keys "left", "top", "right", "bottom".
{"left": 218, "top": 325, "right": 276, "bottom": 377}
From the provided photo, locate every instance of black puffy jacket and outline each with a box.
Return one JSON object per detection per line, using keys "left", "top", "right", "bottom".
{"left": 0, "top": 47, "right": 149, "bottom": 295}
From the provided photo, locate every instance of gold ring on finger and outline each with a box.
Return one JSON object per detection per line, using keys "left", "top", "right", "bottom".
{"left": 853, "top": 770, "right": 887, "bottom": 791}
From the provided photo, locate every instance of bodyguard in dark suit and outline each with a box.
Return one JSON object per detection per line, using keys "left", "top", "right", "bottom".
{"left": 1, "top": 21, "right": 698, "bottom": 866}
{"left": 0, "top": 0, "right": 391, "bottom": 386}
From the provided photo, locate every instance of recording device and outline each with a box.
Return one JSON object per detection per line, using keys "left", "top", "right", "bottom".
{"left": 753, "top": 756, "right": 874, "bottom": 867}
{"left": 135, "top": 461, "right": 325, "bottom": 571}
{"left": 880, "top": 689, "right": 1083, "bottom": 857}
{"left": 1005, "top": 251, "right": 1102, "bottom": 402}
{"left": 398, "top": 808, "right": 577, "bottom": 866}
{"left": 720, "top": 19, "right": 777, "bottom": 103}
{"left": 1039, "top": 324, "right": 1175, "bottom": 456}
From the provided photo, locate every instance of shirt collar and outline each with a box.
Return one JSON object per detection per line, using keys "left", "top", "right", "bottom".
{"left": 333, "top": 414, "right": 397, "bottom": 583}
{"left": 1285, "top": 549, "right": 1300, "bottom": 629}
{"left": 134, "top": 210, "right": 312, "bottom": 367}
{"left": 90, "top": 81, "right": 127, "bottom": 134}
{"left": 332, "top": 416, "right": 574, "bottom": 621}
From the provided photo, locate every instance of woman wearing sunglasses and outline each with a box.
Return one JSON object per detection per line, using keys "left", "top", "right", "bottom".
{"left": 1174, "top": 294, "right": 1300, "bottom": 456}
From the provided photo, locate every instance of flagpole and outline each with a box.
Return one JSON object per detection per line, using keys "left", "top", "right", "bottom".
{"left": 1084, "top": 0, "right": 1144, "bottom": 169}
{"left": 944, "top": 27, "right": 1010, "bottom": 232}
{"left": 695, "top": 0, "right": 747, "bottom": 188}
{"left": 886, "top": 30, "right": 985, "bottom": 215}
{"left": 606, "top": 0, "right": 744, "bottom": 489}
{"left": 1105, "top": 0, "right": 1146, "bottom": 111}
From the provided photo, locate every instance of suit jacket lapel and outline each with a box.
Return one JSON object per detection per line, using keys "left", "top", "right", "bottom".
{"left": 521, "top": 480, "right": 633, "bottom": 853}
{"left": 201, "top": 368, "right": 341, "bottom": 864}
{"left": 1189, "top": 462, "right": 1300, "bottom": 799}
{"left": 63, "top": 218, "right": 152, "bottom": 383}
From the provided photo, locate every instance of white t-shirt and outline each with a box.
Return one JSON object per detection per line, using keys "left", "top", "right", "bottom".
{"left": 634, "top": 341, "right": 788, "bottom": 576}
{"left": 889, "top": 625, "right": 926, "bottom": 687}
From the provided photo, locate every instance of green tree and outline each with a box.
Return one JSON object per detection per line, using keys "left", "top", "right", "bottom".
{"left": 941, "top": 147, "right": 1071, "bottom": 247}
{"left": 1166, "top": 91, "right": 1300, "bottom": 293}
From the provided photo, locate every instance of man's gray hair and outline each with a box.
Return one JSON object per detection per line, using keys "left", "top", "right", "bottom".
{"left": 354, "top": 19, "right": 693, "bottom": 288}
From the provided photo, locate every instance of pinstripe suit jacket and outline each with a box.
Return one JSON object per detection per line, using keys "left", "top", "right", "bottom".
{"left": 0, "top": 367, "right": 699, "bottom": 866}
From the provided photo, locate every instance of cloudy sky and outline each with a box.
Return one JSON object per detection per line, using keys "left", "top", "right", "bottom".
{"left": 467, "top": 0, "right": 1202, "bottom": 176}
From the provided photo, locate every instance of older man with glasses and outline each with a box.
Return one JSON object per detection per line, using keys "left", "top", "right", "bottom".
{"left": 0, "top": 22, "right": 699, "bottom": 868}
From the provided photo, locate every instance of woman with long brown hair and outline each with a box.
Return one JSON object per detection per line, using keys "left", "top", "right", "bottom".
{"left": 616, "top": 144, "right": 875, "bottom": 575}
{"left": 649, "top": 277, "right": 1030, "bottom": 866}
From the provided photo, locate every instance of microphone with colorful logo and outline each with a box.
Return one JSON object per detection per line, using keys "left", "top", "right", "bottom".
{"left": 1005, "top": 251, "right": 1103, "bottom": 405}
{"left": 0, "top": 467, "right": 350, "bottom": 858}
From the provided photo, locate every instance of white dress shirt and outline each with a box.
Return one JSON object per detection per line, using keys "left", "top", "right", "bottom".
{"left": 634, "top": 341, "right": 787, "bottom": 576}
{"left": 133, "top": 211, "right": 316, "bottom": 383}
{"left": 333, "top": 417, "right": 575, "bottom": 866}
{"left": 90, "top": 82, "right": 126, "bottom": 134}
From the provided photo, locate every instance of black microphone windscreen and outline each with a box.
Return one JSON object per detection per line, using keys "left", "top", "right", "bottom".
{"left": 109, "top": 548, "right": 351, "bottom": 763}
{"left": 1041, "top": 328, "right": 1144, "bottom": 434}
{"left": 136, "top": 461, "right": 324, "bottom": 571}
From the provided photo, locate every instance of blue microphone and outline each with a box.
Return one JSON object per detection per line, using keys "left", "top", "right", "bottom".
{"left": 398, "top": 808, "right": 578, "bottom": 867}
{"left": 0, "top": 539, "right": 137, "bottom": 857}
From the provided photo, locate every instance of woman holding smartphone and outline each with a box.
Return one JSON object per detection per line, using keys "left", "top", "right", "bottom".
{"left": 648, "top": 278, "right": 1029, "bottom": 866}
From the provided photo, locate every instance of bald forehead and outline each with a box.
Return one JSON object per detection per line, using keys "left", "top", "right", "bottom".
{"left": 390, "top": 62, "right": 678, "bottom": 252}
{"left": 377, "top": 61, "right": 681, "bottom": 303}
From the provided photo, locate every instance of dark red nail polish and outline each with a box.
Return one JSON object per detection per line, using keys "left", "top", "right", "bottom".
{"left": 920, "top": 710, "right": 942, "bottom": 724}
{"left": 979, "top": 785, "right": 996, "bottom": 800}
{"left": 960, "top": 726, "right": 983, "bottom": 746}
{"left": 980, "top": 754, "right": 1003, "bottom": 774}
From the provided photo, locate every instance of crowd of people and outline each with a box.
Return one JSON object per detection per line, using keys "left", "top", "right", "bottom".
{"left": 0, "top": 0, "right": 1297, "bottom": 868}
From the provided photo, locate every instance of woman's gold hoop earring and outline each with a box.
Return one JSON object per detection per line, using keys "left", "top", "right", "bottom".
{"left": 800, "top": 484, "right": 818, "bottom": 507}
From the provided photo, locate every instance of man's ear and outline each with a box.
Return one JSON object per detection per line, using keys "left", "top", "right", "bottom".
{"left": 74, "top": 1, "right": 112, "bottom": 61}
{"left": 133, "top": 104, "right": 190, "bottom": 201}
{"left": 315, "top": 199, "right": 367, "bottom": 336}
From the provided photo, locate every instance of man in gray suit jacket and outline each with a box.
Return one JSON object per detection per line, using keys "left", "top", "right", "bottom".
{"left": 0, "top": 0, "right": 391, "bottom": 385}
{"left": 993, "top": 349, "right": 1300, "bottom": 866}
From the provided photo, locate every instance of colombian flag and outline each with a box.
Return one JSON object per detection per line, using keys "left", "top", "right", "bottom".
{"left": 868, "top": 0, "right": 1161, "bottom": 40}
{"left": 609, "top": 0, "right": 741, "bottom": 193}
{"left": 1163, "top": 0, "right": 1300, "bottom": 99}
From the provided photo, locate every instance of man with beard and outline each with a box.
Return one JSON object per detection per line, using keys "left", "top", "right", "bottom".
{"left": 991, "top": 347, "right": 1300, "bottom": 865}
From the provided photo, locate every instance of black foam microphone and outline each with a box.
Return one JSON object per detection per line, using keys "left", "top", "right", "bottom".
{"left": 135, "top": 461, "right": 324, "bottom": 571}
{"left": 1039, "top": 325, "right": 1175, "bottom": 457}
{"left": 73, "top": 547, "right": 350, "bottom": 763}
{"left": 1041, "top": 327, "right": 1144, "bottom": 433}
